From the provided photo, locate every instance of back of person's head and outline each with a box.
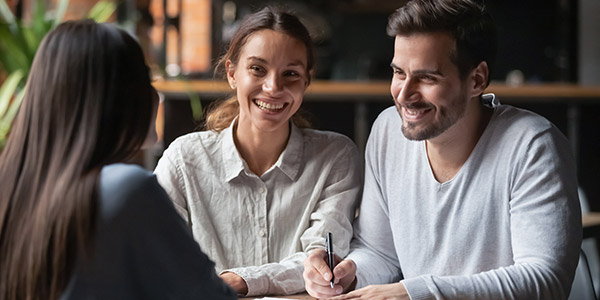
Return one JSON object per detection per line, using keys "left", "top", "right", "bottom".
{"left": 0, "top": 19, "right": 153, "bottom": 300}
{"left": 387, "top": 0, "right": 497, "bottom": 86}
{"left": 206, "top": 6, "right": 314, "bottom": 132}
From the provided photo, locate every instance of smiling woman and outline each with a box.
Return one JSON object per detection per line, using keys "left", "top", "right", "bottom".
{"left": 154, "top": 6, "right": 363, "bottom": 298}
{"left": 225, "top": 28, "right": 309, "bottom": 175}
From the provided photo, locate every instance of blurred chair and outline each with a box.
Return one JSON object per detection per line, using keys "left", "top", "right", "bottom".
{"left": 569, "top": 249, "right": 597, "bottom": 300}
{"left": 569, "top": 188, "right": 599, "bottom": 300}
{"left": 580, "top": 188, "right": 600, "bottom": 295}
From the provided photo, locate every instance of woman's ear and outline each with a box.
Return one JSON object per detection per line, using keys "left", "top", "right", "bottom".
{"left": 225, "top": 60, "right": 236, "bottom": 89}
{"left": 469, "top": 61, "right": 489, "bottom": 98}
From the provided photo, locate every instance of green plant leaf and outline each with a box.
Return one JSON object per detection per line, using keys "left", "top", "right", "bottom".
{"left": 189, "top": 92, "right": 203, "bottom": 121}
{"left": 0, "top": 85, "right": 25, "bottom": 144}
{"left": 0, "top": 70, "right": 24, "bottom": 117}
{"left": 20, "top": 25, "right": 37, "bottom": 55}
{"left": 87, "top": 1, "right": 116, "bottom": 23}
{"left": 178, "top": 78, "right": 203, "bottom": 121}
{"left": 0, "top": 0, "right": 15, "bottom": 24}
{"left": 31, "top": 0, "right": 47, "bottom": 37}
{"left": 0, "top": 23, "right": 30, "bottom": 73}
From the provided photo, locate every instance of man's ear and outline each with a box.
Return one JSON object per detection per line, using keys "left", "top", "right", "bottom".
{"left": 225, "top": 60, "right": 236, "bottom": 89}
{"left": 469, "top": 61, "right": 489, "bottom": 98}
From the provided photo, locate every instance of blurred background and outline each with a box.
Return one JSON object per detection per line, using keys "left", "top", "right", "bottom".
{"left": 1, "top": 0, "right": 599, "bottom": 214}
{"left": 1, "top": 0, "right": 600, "bottom": 297}
{"left": 1, "top": 0, "right": 599, "bottom": 215}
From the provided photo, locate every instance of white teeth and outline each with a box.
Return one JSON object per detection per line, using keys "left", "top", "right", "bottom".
{"left": 255, "top": 99, "right": 284, "bottom": 110}
{"left": 405, "top": 108, "right": 421, "bottom": 115}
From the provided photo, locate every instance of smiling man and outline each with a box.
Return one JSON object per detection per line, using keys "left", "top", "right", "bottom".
{"left": 303, "top": 0, "right": 582, "bottom": 299}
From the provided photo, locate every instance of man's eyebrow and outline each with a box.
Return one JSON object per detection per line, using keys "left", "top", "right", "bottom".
{"left": 412, "top": 69, "right": 443, "bottom": 76}
{"left": 390, "top": 63, "right": 443, "bottom": 76}
{"left": 287, "top": 60, "right": 306, "bottom": 68}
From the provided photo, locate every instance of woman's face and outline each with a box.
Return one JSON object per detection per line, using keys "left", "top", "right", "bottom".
{"left": 226, "top": 29, "right": 309, "bottom": 134}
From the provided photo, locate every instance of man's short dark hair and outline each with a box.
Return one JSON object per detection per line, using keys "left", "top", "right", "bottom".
{"left": 387, "top": 0, "right": 497, "bottom": 85}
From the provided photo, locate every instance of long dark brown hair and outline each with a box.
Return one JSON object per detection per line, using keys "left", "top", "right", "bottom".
{"left": 205, "top": 6, "right": 315, "bottom": 132}
{"left": 0, "top": 20, "right": 153, "bottom": 300}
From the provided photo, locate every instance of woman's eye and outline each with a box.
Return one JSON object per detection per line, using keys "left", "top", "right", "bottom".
{"left": 249, "top": 65, "right": 265, "bottom": 75}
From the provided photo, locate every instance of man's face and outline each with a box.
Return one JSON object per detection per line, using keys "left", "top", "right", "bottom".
{"left": 390, "top": 32, "right": 470, "bottom": 141}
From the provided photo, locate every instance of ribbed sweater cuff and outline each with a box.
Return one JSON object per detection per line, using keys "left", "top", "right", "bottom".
{"left": 402, "top": 277, "right": 434, "bottom": 300}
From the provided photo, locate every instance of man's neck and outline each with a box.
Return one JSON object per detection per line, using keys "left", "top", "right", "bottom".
{"left": 426, "top": 102, "right": 493, "bottom": 183}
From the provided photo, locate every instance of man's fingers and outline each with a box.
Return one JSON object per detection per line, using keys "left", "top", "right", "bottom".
{"left": 304, "top": 265, "right": 331, "bottom": 285}
{"left": 304, "top": 249, "right": 339, "bottom": 298}
{"left": 305, "top": 277, "right": 342, "bottom": 298}
{"left": 306, "top": 249, "right": 334, "bottom": 281}
{"left": 333, "top": 259, "right": 356, "bottom": 282}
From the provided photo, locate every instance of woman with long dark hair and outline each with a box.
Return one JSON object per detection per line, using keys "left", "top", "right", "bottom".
{"left": 0, "top": 20, "right": 236, "bottom": 300}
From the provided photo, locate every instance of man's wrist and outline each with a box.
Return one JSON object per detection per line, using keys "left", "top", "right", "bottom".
{"left": 345, "top": 276, "right": 358, "bottom": 293}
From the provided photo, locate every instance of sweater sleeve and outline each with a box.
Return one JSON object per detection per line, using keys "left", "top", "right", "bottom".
{"left": 225, "top": 139, "right": 363, "bottom": 296}
{"left": 402, "top": 127, "right": 582, "bottom": 300}
{"left": 346, "top": 118, "right": 403, "bottom": 288}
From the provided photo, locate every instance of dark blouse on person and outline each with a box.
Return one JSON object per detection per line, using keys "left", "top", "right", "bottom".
{"left": 60, "top": 163, "right": 237, "bottom": 299}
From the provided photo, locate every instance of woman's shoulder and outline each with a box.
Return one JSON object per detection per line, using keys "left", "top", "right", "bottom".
{"left": 170, "top": 130, "right": 220, "bottom": 147}
{"left": 161, "top": 130, "right": 223, "bottom": 160}
{"left": 298, "top": 128, "right": 359, "bottom": 159}
{"left": 100, "top": 163, "right": 155, "bottom": 193}
{"left": 99, "top": 163, "right": 169, "bottom": 219}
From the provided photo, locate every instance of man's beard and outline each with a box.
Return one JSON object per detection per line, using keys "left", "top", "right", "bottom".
{"left": 397, "top": 91, "right": 468, "bottom": 141}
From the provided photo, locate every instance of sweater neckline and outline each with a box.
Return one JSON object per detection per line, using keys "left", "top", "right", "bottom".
{"left": 421, "top": 106, "right": 502, "bottom": 188}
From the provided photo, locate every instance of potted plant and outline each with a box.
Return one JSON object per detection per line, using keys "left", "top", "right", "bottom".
{"left": 0, "top": 0, "right": 115, "bottom": 151}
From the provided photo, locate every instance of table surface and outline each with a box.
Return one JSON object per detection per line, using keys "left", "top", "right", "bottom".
{"left": 240, "top": 293, "right": 314, "bottom": 300}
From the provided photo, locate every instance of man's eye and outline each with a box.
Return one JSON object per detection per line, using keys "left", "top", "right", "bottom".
{"left": 284, "top": 70, "right": 300, "bottom": 77}
{"left": 393, "top": 69, "right": 404, "bottom": 76}
{"left": 421, "top": 75, "right": 436, "bottom": 82}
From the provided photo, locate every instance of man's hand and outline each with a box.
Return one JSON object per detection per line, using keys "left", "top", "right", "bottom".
{"left": 303, "top": 248, "right": 357, "bottom": 298}
{"left": 328, "top": 282, "right": 409, "bottom": 300}
{"left": 219, "top": 272, "right": 248, "bottom": 295}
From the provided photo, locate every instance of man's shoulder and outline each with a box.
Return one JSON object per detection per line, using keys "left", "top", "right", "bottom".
{"left": 370, "top": 106, "right": 402, "bottom": 135}
{"left": 492, "top": 105, "right": 555, "bottom": 137}
{"left": 495, "top": 105, "right": 553, "bottom": 129}
{"left": 376, "top": 106, "right": 401, "bottom": 122}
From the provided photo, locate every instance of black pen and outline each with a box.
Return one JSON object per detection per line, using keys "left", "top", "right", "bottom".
{"left": 326, "top": 232, "right": 335, "bottom": 288}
